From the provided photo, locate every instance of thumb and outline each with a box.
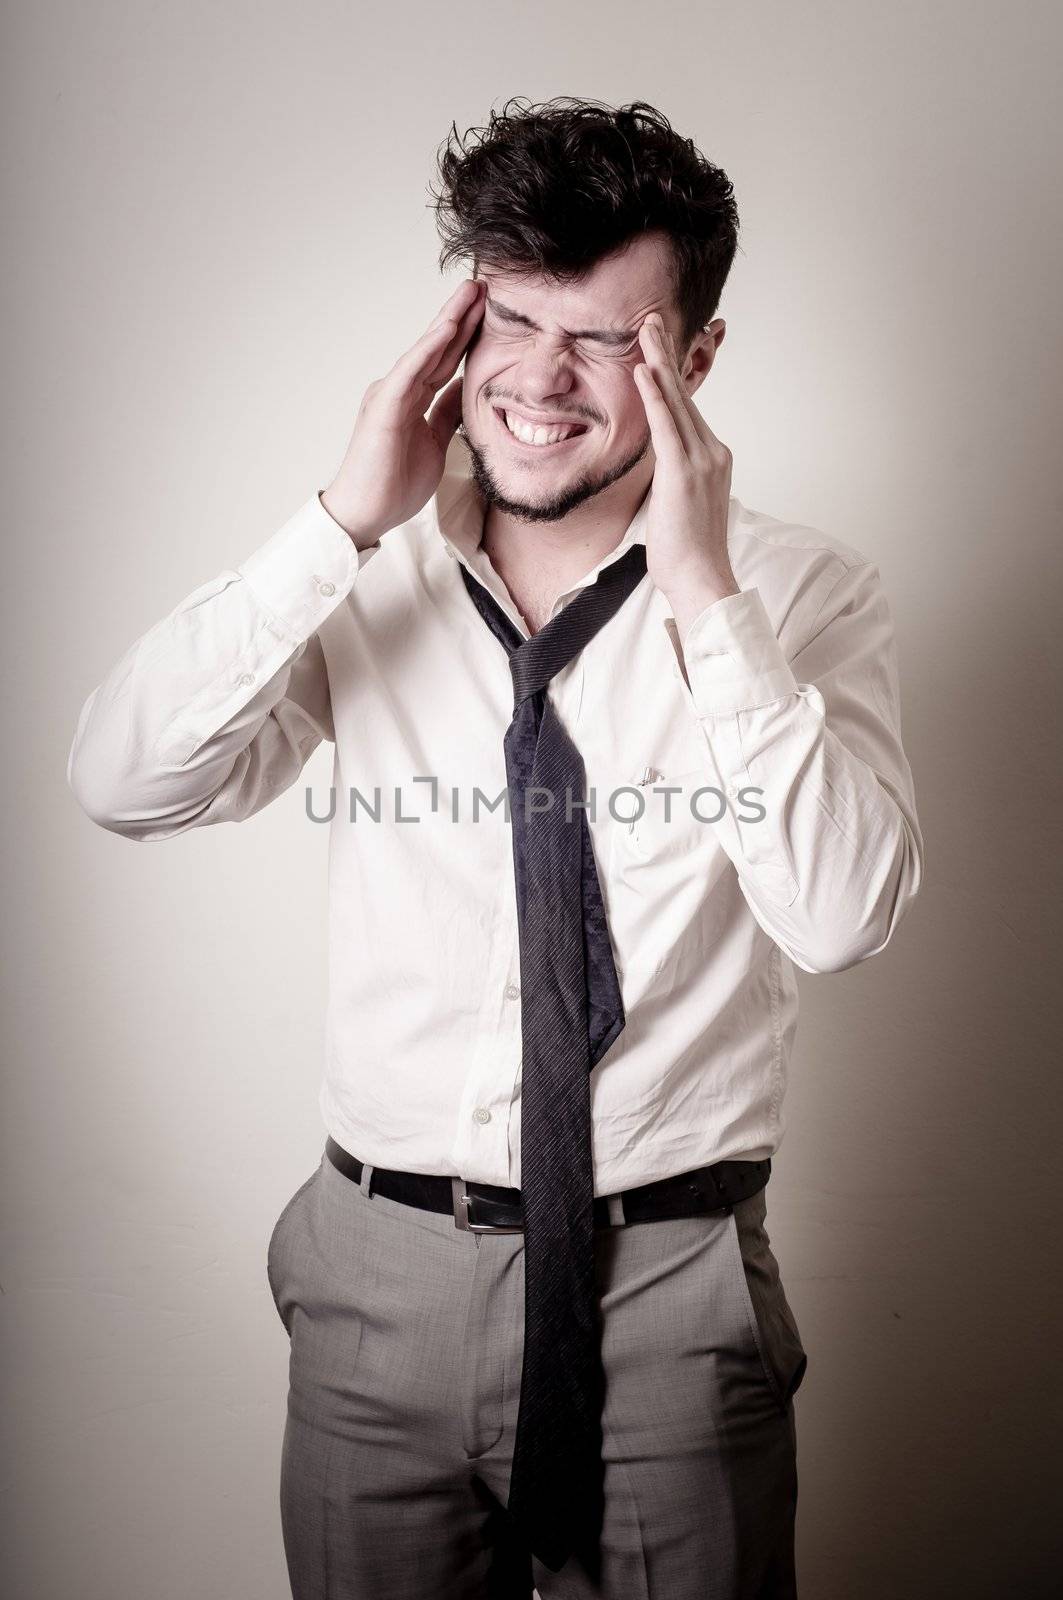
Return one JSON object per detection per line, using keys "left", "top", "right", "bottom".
{"left": 427, "top": 374, "right": 464, "bottom": 449}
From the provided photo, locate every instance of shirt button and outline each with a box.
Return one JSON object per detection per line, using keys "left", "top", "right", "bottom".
{"left": 318, "top": 580, "right": 336, "bottom": 597}
{"left": 504, "top": 983, "right": 520, "bottom": 1001}
{"left": 473, "top": 1107, "right": 491, "bottom": 1124}
{"left": 727, "top": 784, "right": 739, "bottom": 798}
{"left": 237, "top": 673, "right": 255, "bottom": 687}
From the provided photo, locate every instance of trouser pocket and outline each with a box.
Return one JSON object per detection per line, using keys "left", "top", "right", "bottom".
{"left": 724, "top": 1187, "right": 808, "bottom": 1413}
{"left": 266, "top": 1158, "right": 324, "bottom": 1330}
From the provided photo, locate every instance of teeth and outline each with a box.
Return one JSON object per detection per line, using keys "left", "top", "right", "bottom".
{"left": 503, "top": 410, "right": 582, "bottom": 446}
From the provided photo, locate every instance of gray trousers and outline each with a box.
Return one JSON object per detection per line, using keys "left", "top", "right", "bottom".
{"left": 266, "top": 1147, "right": 808, "bottom": 1599}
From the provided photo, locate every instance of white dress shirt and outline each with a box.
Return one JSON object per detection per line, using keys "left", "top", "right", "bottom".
{"left": 67, "top": 434, "right": 923, "bottom": 1195}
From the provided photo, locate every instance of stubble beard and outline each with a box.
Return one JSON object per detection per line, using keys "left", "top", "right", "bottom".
{"left": 456, "top": 421, "right": 651, "bottom": 525}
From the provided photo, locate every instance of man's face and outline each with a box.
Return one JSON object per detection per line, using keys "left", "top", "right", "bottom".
{"left": 459, "top": 231, "right": 684, "bottom": 524}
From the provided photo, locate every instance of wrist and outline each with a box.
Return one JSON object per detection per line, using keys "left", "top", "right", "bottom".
{"left": 319, "top": 485, "right": 385, "bottom": 551}
{"left": 663, "top": 566, "right": 742, "bottom": 640}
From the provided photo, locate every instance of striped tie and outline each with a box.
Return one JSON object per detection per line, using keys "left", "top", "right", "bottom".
{"left": 459, "top": 541, "right": 648, "bottom": 1573}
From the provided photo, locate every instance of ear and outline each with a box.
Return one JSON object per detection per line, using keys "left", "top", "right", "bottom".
{"left": 680, "top": 319, "right": 726, "bottom": 398}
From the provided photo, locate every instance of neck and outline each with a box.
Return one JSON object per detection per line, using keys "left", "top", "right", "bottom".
{"left": 481, "top": 461, "right": 652, "bottom": 596}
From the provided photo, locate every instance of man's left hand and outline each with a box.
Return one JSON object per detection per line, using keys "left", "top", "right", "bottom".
{"left": 634, "top": 311, "right": 740, "bottom": 639}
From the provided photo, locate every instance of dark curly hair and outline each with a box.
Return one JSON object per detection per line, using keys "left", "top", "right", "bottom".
{"left": 428, "top": 96, "right": 741, "bottom": 351}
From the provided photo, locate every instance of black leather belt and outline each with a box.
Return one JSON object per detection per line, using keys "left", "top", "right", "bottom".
{"left": 324, "top": 1135, "right": 770, "bottom": 1233}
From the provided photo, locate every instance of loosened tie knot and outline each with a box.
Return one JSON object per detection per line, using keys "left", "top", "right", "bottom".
{"left": 506, "top": 544, "right": 648, "bottom": 708}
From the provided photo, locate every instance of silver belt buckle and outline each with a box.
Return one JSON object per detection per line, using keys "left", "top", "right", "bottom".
{"left": 451, "top": 1176, "right": 525, "bottom": 1233}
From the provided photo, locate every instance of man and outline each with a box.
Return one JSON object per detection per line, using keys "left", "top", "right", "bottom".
{"left": 67, "top": 97, "right": 923, "bottom": 1599}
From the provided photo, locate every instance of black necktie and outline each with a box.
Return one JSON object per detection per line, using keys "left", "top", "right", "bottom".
{"left": 459, "top": 542, "right": 648, "bottom": 1574}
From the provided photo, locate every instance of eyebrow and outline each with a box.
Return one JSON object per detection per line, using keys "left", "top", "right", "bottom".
{"left": 484, "top": 295, "right": 638, "bottom": 348}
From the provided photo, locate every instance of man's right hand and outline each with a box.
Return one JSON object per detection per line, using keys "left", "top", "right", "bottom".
{"left": 320, "top": 278, "right": 486, "bottom": 548}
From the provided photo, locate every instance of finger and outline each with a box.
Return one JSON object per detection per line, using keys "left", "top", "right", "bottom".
{"left": 639, "top": 319, "right": 699, "bottom": 453}
{"left": 426, "top": 374, "right": 465, "bottom": 451}
{"left": 390, "top": 280, "right": 484, "bottom": 392}
{"left": 393, "top": 281, "right": 486, "bottom": 396}
{"left": 633, "top": 361, "right": 686, "bottom": 470}
{"left": 664, "top": 326, "right": 719, "bottom": 449}
{"left": 429, "top": 277, "right": 483, "bottom": 334}
{"left": 423, "top": 291, "right": 486, "bottom": 390}
{"left": 638, "top": 318, "right": 700, "bottom": 456}
{"left": 650, "top": 317, "right": 715, "bottom": 453}
{"left": 387, "top": 316, "right": 460, "bottom": 397}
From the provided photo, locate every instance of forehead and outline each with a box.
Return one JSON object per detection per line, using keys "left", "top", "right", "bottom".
{"left": 477, "top": 232, "right": 675, "bottom": 327}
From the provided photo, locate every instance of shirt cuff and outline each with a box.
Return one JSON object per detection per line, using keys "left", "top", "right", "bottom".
{"left": 235, "top": 491, "right": 380, "bottom": 642}
{"left": 663, "top": 587, "right": 798, "bottom": 716}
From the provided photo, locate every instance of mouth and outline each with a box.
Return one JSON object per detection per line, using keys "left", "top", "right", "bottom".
{"left": 491, "top": 405, "right": 591, "bottom": 452}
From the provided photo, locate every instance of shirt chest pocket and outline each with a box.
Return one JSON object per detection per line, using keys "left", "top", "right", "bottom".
{"left": 611, "top": 765, "right": 723, "bottom": 864}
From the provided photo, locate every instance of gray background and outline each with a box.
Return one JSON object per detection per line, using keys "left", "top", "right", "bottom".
{"left": 3, "top": 1, "right": 1062, "bottom": 1595}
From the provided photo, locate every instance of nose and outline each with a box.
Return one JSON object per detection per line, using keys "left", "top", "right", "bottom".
{"left": 510, "top": 339, "right": 579, "bottom": 408}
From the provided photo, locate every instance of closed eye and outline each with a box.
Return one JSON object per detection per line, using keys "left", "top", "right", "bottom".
{"left": 484, "top": 316, "right": 639, "bottom": 362}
